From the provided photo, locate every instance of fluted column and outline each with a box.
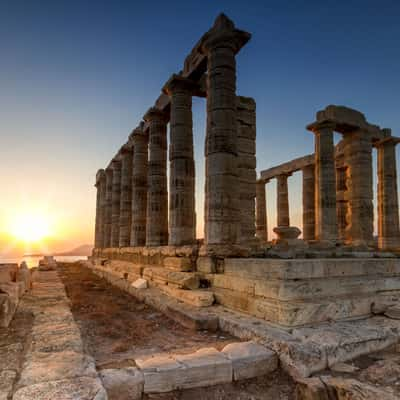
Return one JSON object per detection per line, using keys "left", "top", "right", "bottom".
{"left": 130, "top": 124, "right": 148, "bottom": 246}
{"left": 376, "top": 134, "right": 400, "bottom": 250}
{"left": 94, "top": 169, "right": 106, "bottom": 248}
{"left": 201, "top": 15, "right": 250, "bottom": 247}
{"left": 343, "top": 130, "right": 373, "bottom": 246}
{"left": 256, "top": 181, "right": 268, "bottom": 242}
{"left": 163, "top": 75, "right": 197, "bottom": 245}
{"left": 302, "top": 164, "right": 315, "bottom": 241}
{"left": 308, "top": 121, "right": 337, "bottom": 241}
{"left": 110, "top": 159, "right": 122, "bottom": 247}
{"left": 103, "top": 167, "right": 113, "bottom": 248}
{"left": 144, "top": 107, "right": 169, "bottom": 246}
{"left": 119, "top": 143, "right": 133, "bottom": 247}
{"left": 276, "top": 174, "right": 290, "bottom": 227}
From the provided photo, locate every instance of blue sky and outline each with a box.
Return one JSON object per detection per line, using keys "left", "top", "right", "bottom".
{"left": 1, "top": 0, "right": 399, "bottom": 249}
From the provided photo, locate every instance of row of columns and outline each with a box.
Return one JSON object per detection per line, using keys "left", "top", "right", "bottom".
{"left": 94, "top": 15, "right": 253, "bottom": 251}
{"left": 255, "top": 166, "right": 316, "bottom": 243}
{"left": 255, "top": 123, "right": 400, "bottom": 250}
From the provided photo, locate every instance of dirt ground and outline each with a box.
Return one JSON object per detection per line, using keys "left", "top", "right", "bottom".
{"left": 57, "top": 262, "right": 296, "bottom": 399}
{"left": 57, "top": 263, "right": 237, "bottom": 369}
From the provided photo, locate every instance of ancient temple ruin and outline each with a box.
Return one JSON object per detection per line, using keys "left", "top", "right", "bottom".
{"left": 92, "top": 14, "right": 400, "bottom": 329}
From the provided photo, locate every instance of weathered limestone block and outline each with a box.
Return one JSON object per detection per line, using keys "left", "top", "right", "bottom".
{"left": 136, "top": 355, "right": 185, "bottom": 393}
{"left": 130, "top": 124, "right": 148, "bottom": 246}
{"left": 221, "top": 341, "right": 278, "bottom": 380}
{"left": 160, "top": 286, "right": 214, "bottom": 307}
{"left": 13, "top": 377, "right": 107, "bottom": 400}
{"left": 196, "top": 256, "right": 216, "bottom": 274}
{"left": 0, "top": 284, "right": 19, "bottom": 327}
{"left": 131, "top": 278, "right": 148, "bottom": 290}
{"left": 174, "top": 348, "right": 233, "bottom": 389}
{"left": 16, "top": 263, "right": 32, "bottom": 291}
{"left": 163, "top": 256, "right": 192, "bottom": 271}
{"left": 100, "top": 368, "right": 144, "bottom": 400}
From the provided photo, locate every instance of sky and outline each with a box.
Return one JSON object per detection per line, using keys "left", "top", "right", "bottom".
{"left": 1, "top": 0, "right": 399, "bottom": 256}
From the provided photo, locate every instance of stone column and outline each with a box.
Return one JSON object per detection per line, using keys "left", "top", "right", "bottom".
{"left": 119, "top": 143, "right": 133, "bottom": 247}
{"left": 144, "top": 107, "right": 169, "bottom": 246}
{"left": 130, "top": 124, "right": 148, "bottom": 246}
{"left": 276, "top": 174, "right": 290, "bottom": 227}
{"left": 103, "top": 167, "right": 113, "bottom": 248}
{"left": 308, "top": 121, "right": 337, "bottom": 242}
{"left": 376, "top": 134, "right": 400, "bottom": 250}
{"left": 163, "top": 75, "right": 197, "bottom": 246}
{"left": 302, "top": 164, "right": 315, "bottom": 241}
{"left": 343, "top": 130, "right": 373, "bottom": 246}
{"left": 110, "top": 159, "right": 122, "bottom": 247}
{"left": 256, "top": 181, "right": 268, "bottom": 242}
{"left": 335, "top": 140, "right": 348, "bottom": 242}
{"left": 237, "top": 96, "right": 257, "bottom": 245}
{"left": 94, "top": 169, "right": 106, "bottom": 248}
{"left": 201, "top": 15, "right": 250, "bottom": 248}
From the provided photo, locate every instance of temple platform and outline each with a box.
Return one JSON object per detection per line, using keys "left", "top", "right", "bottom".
{"left": 92, "top": 248, "right": 400, "bottom": 328}
{"left": 210, "top": 257, "right": 400, "bottom": 327}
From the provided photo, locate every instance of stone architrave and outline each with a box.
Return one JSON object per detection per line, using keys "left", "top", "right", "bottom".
{"left": 343, "top": 130, "right": 373, "bottom": 247}
{"left": 144, "top": 107, "right": 169, "bottom": 246}
{"left": 256, "top": 181, "right": 268, "bottom": 242}
{"left": 237, "top": 96, "right": 257, "bottom": 244}
{"left": 110, "top": 159, "right": 122, "bottom": 248}
{"left": 308, "top": 121, "right": 337, "bottom": 242}
{"left": 302, "top": 164, "right": 315, "bottom": 241}
{"left": 376, "top": 133, "right": 400, "bottom": 250}
{"left": 163, "top": 74, "right": 198, "bottom": 246}
{"left": 276, "top": 173, "right": 290, "bottom": 227}
{"left": 94, "top": 169, "right": 106, "bottom": 248}
{"left": 201, "top": 14, "right": 251, "bottom": 247}
{"left": 103, "top": 167, "right": 113, "bottom": 248}
{"left": 130, "top": 124, "right": 148, "bottom": 247}
{"left": 119, "top": 143, "right": 133, "bottom": 247}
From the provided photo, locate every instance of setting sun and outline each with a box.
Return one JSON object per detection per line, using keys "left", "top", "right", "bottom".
{"left": 9, "top": 213, "right": 51, "bottom": 243}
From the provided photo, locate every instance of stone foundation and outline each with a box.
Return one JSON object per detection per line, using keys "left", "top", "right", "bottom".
{"left": 92, "top": 248, "right": 400, "bottom": 328}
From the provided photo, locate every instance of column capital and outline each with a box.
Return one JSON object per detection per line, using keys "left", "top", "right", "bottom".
{"left": 143, "top": 107, "right": 169, "bottom": 123}
{"left": 307, "top": 120, "right": 336, "bottom": 134}
{"left": 120, "top": 142, "right": 133, "bottom": 154}
{"left": 162, "top": 74, "right": 202, "bottom": 96}
{"left": 276, "top": 172, "right": 292, "bottom": 179}
{"left": 129, "top": 123, "right": 147, "bottom": 142}
{"left": 201, "top": 14, "right": 251, "bottom": 54}
{"left": 95, "top": 169, "right": 105, "bottom": 187}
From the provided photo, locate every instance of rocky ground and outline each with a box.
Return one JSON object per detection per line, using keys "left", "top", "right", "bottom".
{"left": 58, "top": 262, "right": 296, "bottom": 399}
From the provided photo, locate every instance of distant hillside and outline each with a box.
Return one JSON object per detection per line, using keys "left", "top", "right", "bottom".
{"left": 54, "top": 244, "right": 93, "bottom": 256}
{"left": 24, "top": 244, "right": 93, "bottom": 257}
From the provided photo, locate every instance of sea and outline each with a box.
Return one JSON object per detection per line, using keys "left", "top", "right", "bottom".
{"left": 0, "top": 255, "right": 87, "bottom": 269}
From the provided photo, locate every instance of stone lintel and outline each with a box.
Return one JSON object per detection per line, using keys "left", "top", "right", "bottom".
{"left": 143, "top": 106, "right": 169, "bottom": 122}
{"left": 162, "top": 73, "right": 204, "bottom": 97}
{"left": 260, "top": 154, "right": 314, "bottom": 182}
{"left": 374, "top": 136, "right": 400, "bottom": 147}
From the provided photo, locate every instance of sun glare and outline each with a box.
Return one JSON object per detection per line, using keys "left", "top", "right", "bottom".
{"left": 9, "top": 213, "right": 51, "bottom": 243}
